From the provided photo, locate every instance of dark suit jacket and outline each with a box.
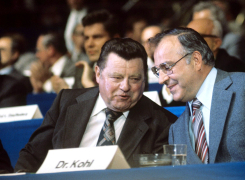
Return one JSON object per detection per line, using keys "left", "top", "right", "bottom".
{"left": 0, "top": 68, "right": 32, "bottom": 108}
{"left": 215, "top": 48, "right": 245, "bottom": 72}
{"left": 15, "top": 87, "right": 177, "bottom": 172}
{"left": 169, "top": 69, "right": 245, "bottom": 164}
{"left": 0, "top": 140, "right": 13, "bottom": 174}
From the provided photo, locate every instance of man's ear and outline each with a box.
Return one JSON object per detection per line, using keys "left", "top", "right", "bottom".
{"left": 11, "top": 51, "right": 19, "bottom": 61}
{"left": 47, "top": 45, "right": 55, "bottom": 56}
{"left": 192, "top": 51, "right": 203, "bottom": 71}
{"left": 94, "top": 65, "right": 101, "bottom": 84}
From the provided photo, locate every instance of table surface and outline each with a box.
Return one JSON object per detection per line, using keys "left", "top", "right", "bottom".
{"left": 1, "top": 162, "right": 245, "bottom": 180}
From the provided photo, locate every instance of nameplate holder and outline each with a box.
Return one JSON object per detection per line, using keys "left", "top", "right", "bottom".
{"left": 143, "top": 91, "right": 161, "bottom": 106}
{"left": 36, "top": 145, "right": 130, "bottom": 174}
{"left": 0, "top": 105, "right": 43, "bottom": 122}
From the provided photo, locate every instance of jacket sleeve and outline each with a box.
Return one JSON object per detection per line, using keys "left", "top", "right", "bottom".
{"left": 14, "top": 90, "right": 65, "bottom": 173}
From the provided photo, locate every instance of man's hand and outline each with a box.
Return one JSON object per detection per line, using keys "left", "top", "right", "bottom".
{"left": 51, "top": 76, "right": 69, "bottom": 94}
{"left": 30, "top": 61, "right": 53, "bottom": 93}
{"left": 76, "top": 61, "right": 96, "bottom": 88}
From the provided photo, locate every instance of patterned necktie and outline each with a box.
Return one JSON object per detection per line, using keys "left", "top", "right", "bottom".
{"left": 192, "top": 98, "right": 209, "bottom": 163}
{"left": 97, "top": 108, "right": 122, "bottom": 146}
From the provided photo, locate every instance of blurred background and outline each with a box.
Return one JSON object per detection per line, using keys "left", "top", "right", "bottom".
{"left": 0, "top": 0, "right": 244, "bottom": 51}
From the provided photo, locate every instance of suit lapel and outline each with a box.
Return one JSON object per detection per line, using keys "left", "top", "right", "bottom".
{"left": 209, "top": 70, "right": 233, "bottom": 163}
{"left": 117, "top": 96, "right": 150, "bottom": 160}
{"left": 63, "top": 88, "right": 99, "bottom": 148}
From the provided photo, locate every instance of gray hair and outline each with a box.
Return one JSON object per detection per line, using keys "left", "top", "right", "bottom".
{"left": 41, "top": 33, "right": 67, "bottom": 55}
{"left": 193, "top": 1, "right": 228, "bottom": 35}
{"left": 149, "top": 27, "right": 215, "bottom": 66}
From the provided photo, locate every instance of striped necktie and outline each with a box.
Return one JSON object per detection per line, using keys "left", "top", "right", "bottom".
{"left": 192, "top": 98, "right": 209, "bottom": 163}
{"left": 97, "top": 108, "right": 122, "bottom": 146}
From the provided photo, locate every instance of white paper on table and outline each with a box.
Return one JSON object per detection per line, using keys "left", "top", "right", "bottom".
{"left": 0, "top": 105, "right": 43, "bottom": 122}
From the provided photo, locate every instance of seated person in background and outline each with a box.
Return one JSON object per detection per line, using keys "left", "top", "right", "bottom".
{"left": 11, "top": 33, "right": 37, "bottom": 77}
{"left": 30, "top": 32, "right": 76, "bottom": 93}
{"left": 192, "top": 1, "right": 245, "bottom": 63}
{"left": 70, "top": 23, "right": 90, "bottom": 64}
{"left": 0, "top": 34, "right": 32, "bottom": 107}
{"left": 150, "top": 27, "right": 245, "bottom": 164}
{"left": 64, "top": 0, "right": 87, "bottom": 52}
{"left": 0, "top": 140, "right": 13, "bottom": 174}
{"left": 141, "top": 25, "right": 162, "bottom": 84}
{"left": 52, "top": 9, "right": 121, "bottom": 93}
{"left": 124, "top": 13, "right": 148, "bottom": 43}
{"left": 14, "top": 38, "right": 177, "bottom": 172}
{"left": 187, "top": 18, "right": 245, "bottom": 72}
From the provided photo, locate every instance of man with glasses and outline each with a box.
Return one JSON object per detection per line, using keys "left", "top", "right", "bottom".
{"left": 187, "top": 18, "right": 245, "bottom": 72}
{"left": 150, "top": 27, "right": 245, "bottom": 164}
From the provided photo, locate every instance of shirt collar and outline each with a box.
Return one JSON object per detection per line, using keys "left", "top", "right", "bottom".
{"left": 188, "top": 67, "right": 217, "bottom": 110}
{"left": 0, "top": 66, "right": 13, "bottom": 75}
{"left": 51, "top": 55, "right": 66, "bottom": 76}
{"left": 92, "top": 93, "right": 129, "bottom": 118}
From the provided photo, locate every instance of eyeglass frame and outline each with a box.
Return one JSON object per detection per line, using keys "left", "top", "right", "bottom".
{"left": 151, "top": 53, "right": 192, "bottom": 78}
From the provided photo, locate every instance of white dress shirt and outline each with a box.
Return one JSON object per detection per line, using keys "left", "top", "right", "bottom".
{"left": 79, "top": 94, "right": 129, "bottom": 147}
{"left": 188, "top": 67, "right": 217, "bottom": 148}
{"left": 0, "top": 66, "right": 13, "bottom": 75}
{"left": 43, "top": 56, "right": 74, "bottom": 92}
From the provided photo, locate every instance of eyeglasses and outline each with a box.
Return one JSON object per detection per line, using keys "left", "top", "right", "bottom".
{"left": 151, "top": 53, "right": 192, "bottom": 77}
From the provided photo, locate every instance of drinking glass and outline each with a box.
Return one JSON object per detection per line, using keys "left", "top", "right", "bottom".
{"left": 133, "top": 153, "right": 172, "bottom": 167}
{"left": 163, "top": 144, "right": 187, "bottom": 166}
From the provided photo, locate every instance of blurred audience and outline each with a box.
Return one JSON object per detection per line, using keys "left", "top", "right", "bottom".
{"left": 0, "top": 140, "right": 13, "bottom": 174}
{"left": 70, "top": 23, "right": 89, "bottom": 64}
{"left": 64, "top": 0, "right": 87, "bottom": 52}
{"left": 213, "top": 0, "right": 244, "bottom": 35}
{"left": 141, "top": 25, "right": 162, "bottom": 83}
{"left": 30, "top": 32, "right": 75, "bottom": 93}
{"left": 187, "top": 18, "right": 245, "bottom": 72}
{"left": 53, "top": 9, "right": 121, "bottom": 93}
{"left": 192, "top": 1, "right": 245, "bottom": 63}
{"left": 0, "top": 33, "right": 32, "bottom": 107}
{"left": 125, "top": 14, "right": 148, "bottom": 43}
{"left": 11, "top": 34, "right": 37, "bottom": 77}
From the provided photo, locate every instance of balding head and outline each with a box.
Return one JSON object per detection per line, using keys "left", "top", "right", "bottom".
{"left": 187, "top": 19, "right": 214, "bottom": 36}
{"left": 141, "top": 26, "right": 162, "bottom": 58}
{"left": 187, "top": 19, "right": 222, "bottom": 57}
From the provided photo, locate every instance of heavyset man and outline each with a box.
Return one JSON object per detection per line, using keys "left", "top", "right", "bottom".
{"left": 15, "top": 38, "right": 177, "bottom": 172}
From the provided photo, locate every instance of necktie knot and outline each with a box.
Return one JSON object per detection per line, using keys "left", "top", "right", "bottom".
{"left": 105, "top": 108, "right": 122, "bottom": 123}
{"left": 192, "top": 98, "right": 202, "bottom": 110}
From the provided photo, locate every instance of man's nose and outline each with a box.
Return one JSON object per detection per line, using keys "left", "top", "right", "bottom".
{"left": 158, "top": 71, "right": 170, "bottom": 85}
{"left": 120, "top": 79, "right": 130, "bottom": 92}
{"left": 86, "top": 38, "right": 94, "bottom": 47}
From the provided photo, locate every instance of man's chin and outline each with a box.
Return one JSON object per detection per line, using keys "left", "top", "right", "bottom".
{"left": 172, "top": 94, "right": 183, "bottom": 102}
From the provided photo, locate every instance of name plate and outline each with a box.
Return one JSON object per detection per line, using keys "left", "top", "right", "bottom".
{"left": 0, "top": 105, "right": 43, "bottom": 122}
{"left": 36, "top": 145, "right": 130, "bottom": 174}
